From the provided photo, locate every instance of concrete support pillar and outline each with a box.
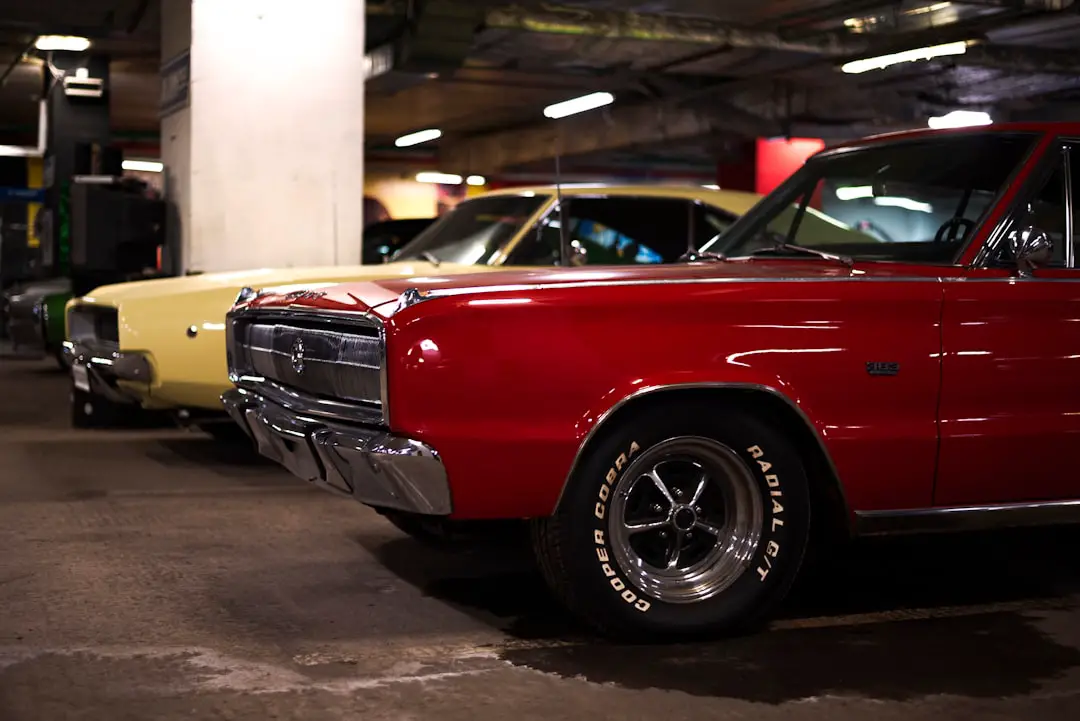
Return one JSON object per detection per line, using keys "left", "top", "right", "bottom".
{"left": 161, "top": 0, "right": 365, "bottom": 274}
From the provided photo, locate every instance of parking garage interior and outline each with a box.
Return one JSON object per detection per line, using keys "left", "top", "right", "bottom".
{"left": 3, "top": 1, "right": 1080, "bottom": 719}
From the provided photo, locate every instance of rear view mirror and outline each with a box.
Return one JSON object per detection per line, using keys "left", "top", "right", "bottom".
{"left": 1009, "top": 225, "right": 1053, "bottom": 277}
{"left": 568, "top": 239, "right": 588, "bottom": 267}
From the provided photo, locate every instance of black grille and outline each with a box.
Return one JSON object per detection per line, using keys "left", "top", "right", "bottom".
{"left": 68, "top": 305, "right": 120, "bottom": 346}
{"left": 230, "top": 316, "right": 383, "bottom": 410}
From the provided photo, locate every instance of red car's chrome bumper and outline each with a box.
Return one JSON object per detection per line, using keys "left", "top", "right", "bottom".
{"left": 221, "top": 387, "right": 451, "bottom": 515}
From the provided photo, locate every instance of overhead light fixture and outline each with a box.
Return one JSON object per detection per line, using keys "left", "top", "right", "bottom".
{"left": 395, "top": 129, "right": 442, "bottom": 148}
{"left": 416, "top": 172, "right": 463, "bottom": 185}
{"left": 928, "top": 110, "right": 992, "bottom": 129}
{"left": 874, "top": 196, "right": 933, "bottom": 213}
{"left": 122, "top": 159, "right": 164, "bottom": 173}
{"left": 840, "top": 41, "right": 968, "bottom": 74}
{"left": 835, "top": 185, "right": 873, "bottom": 200}
{"left": 906, "top": 2, "right": 952, "bottom": 16}
{"left": 34, "top": 35, "right": 91, "bottom": 52}
{"left": 543, "top": 91, "right": 615, "bottom": 119}
{"left": 466, "top": 175, "right": 486, "bottom": 186}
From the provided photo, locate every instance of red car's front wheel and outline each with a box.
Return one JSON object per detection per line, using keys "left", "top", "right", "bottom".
{"left": 532, "top": 402, "right": 811, "bottom": 640}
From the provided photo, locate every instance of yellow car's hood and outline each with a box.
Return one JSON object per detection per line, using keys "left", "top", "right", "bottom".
{"left": 79, "top": 261, "right": 460, "bottom": 305}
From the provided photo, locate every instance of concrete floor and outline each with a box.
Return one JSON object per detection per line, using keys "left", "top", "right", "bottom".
{"left": 1, "top": 354, "right": 1079, "bottom": 720}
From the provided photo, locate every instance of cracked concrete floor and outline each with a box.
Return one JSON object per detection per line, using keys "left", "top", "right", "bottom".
{"left": 1, "top": 355, "right": 1079, "bottom": 720}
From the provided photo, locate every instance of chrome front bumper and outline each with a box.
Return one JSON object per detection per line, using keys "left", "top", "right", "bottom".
{"left": 67, "top": 340, "right": 153, "bottom": 404}
{"left": 222, "top": 387, "right": 452, "bottom": 516}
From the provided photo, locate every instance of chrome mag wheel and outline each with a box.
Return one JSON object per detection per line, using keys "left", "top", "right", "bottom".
{"left": 608, "top": 436, "right": 764, "bottom": 604}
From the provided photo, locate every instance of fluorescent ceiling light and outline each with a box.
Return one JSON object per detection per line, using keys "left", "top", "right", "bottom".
{"left": 416, "top": 172, "right": 463, "bottom": 185}
{"left": 122, "top": 159, "right": 163, "bottom": 173}
{"left": 928, "top": 110, "right": 992, "bottom": 129}
{"left": 835, "top": 185, "right": 873, "bottom": 200}
{"left": 34, "top": 35, "right": 91, "bottom": 52}
{"left": 395, "top": 128, "right": 442, "bottom": 147}
{"left": 840, "top": 41, "right": 968, "bottom": 74}
{"left": 874, "top": 196, "right": 933, "bottom": 213}
{"left": 543, "top": 91, "right": 615, "bottom": 119}
{"left": 466, "top": 175, "right": 486, "bottom": 186}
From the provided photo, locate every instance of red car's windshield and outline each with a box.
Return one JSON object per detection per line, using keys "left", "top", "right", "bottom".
{"left": 707, "top": 131, "right": 1039, "bottom": 265}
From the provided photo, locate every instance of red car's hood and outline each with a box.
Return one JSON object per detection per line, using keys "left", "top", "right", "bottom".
{"left": 241, "top": 260, "right": 924, "bottom": 318}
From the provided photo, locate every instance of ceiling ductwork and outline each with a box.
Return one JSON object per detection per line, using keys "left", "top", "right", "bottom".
{"left": 478, "top": 1, "right": 1080, "bottom": 74}
{"left": 366, "top": 0, "right": 487, "bottom": 95}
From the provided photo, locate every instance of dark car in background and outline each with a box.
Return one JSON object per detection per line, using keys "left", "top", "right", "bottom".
{"left": 2, "top": 277, "right": 73, "bottom": 367}
{"left": 362, "top": 217, "right": 436, "bottom": 264}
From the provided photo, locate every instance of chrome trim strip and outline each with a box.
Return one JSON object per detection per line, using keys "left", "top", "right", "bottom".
{"left": 229, "top": 306, "right": 384, "bottom": 327}
{"left": 856, "top": 500, "right": 1080, "bottom": 536}
{"left": 1064, "top": 145, "right": 1075, "bottom": 269}
{"left": 393, "top": 275, "right": 943, "bottom": 310}
{"left": 552, "top": 382, "right": 849, "bottom": 522}
{"left": 391, "top": 273, "right": 1080, "bottom": 314}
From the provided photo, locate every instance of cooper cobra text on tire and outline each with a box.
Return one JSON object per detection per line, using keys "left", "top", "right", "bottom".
{"left": 531, "top": 402, "right": 811, "bottom": 639}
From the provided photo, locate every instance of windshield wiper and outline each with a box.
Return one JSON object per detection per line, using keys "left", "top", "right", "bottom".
{"left": 679, "top": 249, "right": 728, "bottom": 263}
{"left": 419, "top": 251, "right": 442, "bottom": 267}
{"left": 749, "top": 241, "right": 854, "bottom": 267}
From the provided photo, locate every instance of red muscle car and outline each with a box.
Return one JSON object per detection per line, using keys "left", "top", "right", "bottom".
{"left": 222, "top": 122, "right": 1080, "bottom": 639}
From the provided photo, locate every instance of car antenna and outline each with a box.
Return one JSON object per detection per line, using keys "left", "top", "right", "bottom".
{"left": 686, "top": 199, "right": 696, "bottom": 258}
{"left": 550, "top": 121, "right": 570, "bottom": 266}
{"left": 554, "top": 147, "right": 570, "bottom": 266}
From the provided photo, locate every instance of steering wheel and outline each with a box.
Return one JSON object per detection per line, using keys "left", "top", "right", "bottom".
{"left": 934, "top": 217, "right": 975, "bottom": 244}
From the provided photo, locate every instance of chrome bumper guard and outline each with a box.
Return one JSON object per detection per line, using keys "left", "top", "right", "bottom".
{"left": 222, "top": 388, "right": 452, "bottom": 516}
{"left": 68, "top": 340, "right": 152, "bottom": 404}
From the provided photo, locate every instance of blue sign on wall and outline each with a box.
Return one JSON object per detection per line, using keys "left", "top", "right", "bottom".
{"left": 160, "top": 49, "right": 190, "bottom": 118}
{"left": 0, "top": 187, "right": 45, "bottom": 203}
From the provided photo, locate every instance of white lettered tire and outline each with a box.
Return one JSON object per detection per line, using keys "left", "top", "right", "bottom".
{"left": 532, "top": 403, "right": 811, "bottom": 639}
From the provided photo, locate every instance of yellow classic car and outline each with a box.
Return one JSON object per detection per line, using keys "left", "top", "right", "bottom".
{"left": 64, "top": 184, "right": 789, "bottom": 433}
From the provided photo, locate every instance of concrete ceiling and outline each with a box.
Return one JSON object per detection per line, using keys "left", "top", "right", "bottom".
{"left": 1, "top": 1, "right": 1080, "bottom": 171}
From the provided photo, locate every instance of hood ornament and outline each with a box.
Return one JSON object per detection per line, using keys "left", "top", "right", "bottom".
{"left": 234, "top": 286, "right": 261, "bottom": 306}
{"left": 290, "top": 337, "right": 306, "bottom": 374}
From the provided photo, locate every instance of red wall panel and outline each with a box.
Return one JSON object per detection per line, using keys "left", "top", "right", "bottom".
{"left": 755, "top": 137, "right": 825, "bottom": 196}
